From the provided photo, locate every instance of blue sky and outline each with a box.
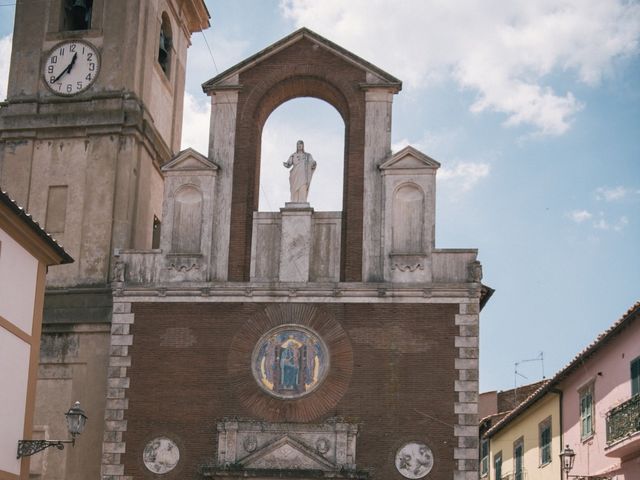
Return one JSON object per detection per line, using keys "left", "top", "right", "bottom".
{"left": 1, "top": 1, "right": 638, "bottom": 392}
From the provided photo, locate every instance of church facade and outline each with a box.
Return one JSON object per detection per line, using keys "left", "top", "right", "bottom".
{"left": 1, "top": 2, "right": 488, "bottom": 480}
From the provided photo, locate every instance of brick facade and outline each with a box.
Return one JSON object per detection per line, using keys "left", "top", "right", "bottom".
{"left": 111, "top": 301, "right": 460, "bottom": 479}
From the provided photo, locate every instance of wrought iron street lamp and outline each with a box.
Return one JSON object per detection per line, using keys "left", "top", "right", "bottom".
{"left": 559, "top": 445, "right": 611, "bottom": 480}
{"left": 17, "top": 401, "right": 88, "bottom": 458}
{"left": 559, "top": 444, "right": 576, "bottom": 479}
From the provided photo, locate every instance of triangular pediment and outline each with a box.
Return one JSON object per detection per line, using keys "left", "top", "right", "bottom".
{"left": 162, "top": 148, "right": 218, "bottom": 172}
{"left": 240, "top": 435, "right": 336, "bottom": 471}
{"left": 202, "top": 27, "right": 401, "bottom": 92}
{"left": 379, "top": 145, "right": 441, "bottom": 171}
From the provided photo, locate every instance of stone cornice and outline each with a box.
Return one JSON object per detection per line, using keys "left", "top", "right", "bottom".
{"left": 112, "top": 282, "right": 483, "bottom": 303}
{"left": 0, "top": 92, "right": 173, "bottom": 165}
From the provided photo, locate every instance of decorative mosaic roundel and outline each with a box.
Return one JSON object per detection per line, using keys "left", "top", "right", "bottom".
{"left": 251, "top": 325, "right": 329, "bottom": 398}
{"left": 395, "top": 442, "right": 434, "bottom": 479}
{"left": 143, "top": 437, "right": 180, "bottom": 474}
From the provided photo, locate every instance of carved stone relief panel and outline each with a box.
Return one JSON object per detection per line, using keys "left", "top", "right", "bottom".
{"left": 143, "top": 437, "right": 180, "bottom": 474}
{"left": 216, "top": 420, "right": 358, "bottom": 472}
{"left": 394, "top": 442, "right": 434, "bottom": 479}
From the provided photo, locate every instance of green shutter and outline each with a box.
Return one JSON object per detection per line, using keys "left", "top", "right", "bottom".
{"left": 632, "top": 357, "right": 640, "bottom": 396}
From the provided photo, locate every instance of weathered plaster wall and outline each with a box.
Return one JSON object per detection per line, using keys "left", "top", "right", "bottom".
{"left": 34, "top": 325, "right": 110, "bottom": 480}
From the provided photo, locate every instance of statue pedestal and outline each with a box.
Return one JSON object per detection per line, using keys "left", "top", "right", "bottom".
{"left": 279, "top": 204, "right": 314, "bottom": 282}
{"left": 283, "top": 202, "right": 311, "bottom": 210}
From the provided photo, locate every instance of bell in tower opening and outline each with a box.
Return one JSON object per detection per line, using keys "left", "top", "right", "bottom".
{"left": 64, "top": 0, "right": 93, "bottom": 31}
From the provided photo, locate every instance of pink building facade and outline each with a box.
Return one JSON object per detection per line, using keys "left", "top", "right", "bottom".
{"left": 559, "top": 302, "right": 640, "bottom": 479}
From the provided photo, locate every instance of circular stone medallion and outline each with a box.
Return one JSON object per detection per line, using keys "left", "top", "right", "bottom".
{"left": 252, "top": 325, "right": 329, "bottom": 399}
{"left": 143, "top": 437, "right": 180, "bottom": 474}
{"left": 395, "top": 442, "right": 434, "bottom": 479}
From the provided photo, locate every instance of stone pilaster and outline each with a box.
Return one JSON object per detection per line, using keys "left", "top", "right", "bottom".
{"left": 453, "top": 301, "right": 480, "bottom": 480}
{"left": 101, "top": 301, "right": 134, "bottom": 480}
{"left": 208, "top": 80, "right": 240, "bottom": 281}
{"left": 362, "top": 87, "right": 394, "bottom": 282}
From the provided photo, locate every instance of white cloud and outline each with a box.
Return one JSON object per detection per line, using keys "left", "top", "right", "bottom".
{"left": 180, "top": 92, "right": 210, "bottom": 155}
{"left": 595, "top": 185, "right": 638, "bottom": 201}
{"left": 392, "top": 136, "right": 491, "bottom": 193}
{"left": 568, "top": 210, "right": 593, "bottom": 223}
{"left": 281, "top": 0, "right": 640, "bottom": 135}
{"left": 0, "top": 34, "right": 12, "bottom": 101}
{"left": 438, "top": 162, "right": 491, "bottom": 192}
{"left": 614, "top": 216, "right": 629, "bottom": 231}
{"left": 592, "top": 213, "right": 629, "bottom": 231}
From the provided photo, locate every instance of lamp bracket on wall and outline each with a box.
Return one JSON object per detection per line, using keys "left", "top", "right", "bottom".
{"left": 17, "top": 439, "right": 74, "bottom": 459}
{"left": 16, "top": 401, "right": 87, "bottom": 459}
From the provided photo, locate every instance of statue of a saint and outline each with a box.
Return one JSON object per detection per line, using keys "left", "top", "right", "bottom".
{"left": 283, "top": 140, "right": 316, "bottom": 203}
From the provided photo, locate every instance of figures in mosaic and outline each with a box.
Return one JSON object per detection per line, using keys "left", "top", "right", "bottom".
{"left": 253, "top": 327, "right": 328, "bottom": 398}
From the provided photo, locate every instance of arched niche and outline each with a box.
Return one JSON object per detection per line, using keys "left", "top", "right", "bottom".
{"left": 392, "top": 183, "right": 425, "bottom": 254}
{"left": 171, "top": 185, "right": 203, "bottom": 254}
{"left": 203, "top": 28, "right": 401, "bottom": 283}
{"left": 258, "top": 97, "right": 345, "bottom": 211}
{"left": 231, "top": 70, "right": 363, "bottom": 283}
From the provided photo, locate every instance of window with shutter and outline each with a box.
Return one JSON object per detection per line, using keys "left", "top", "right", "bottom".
{"left": 632, "top": 356, "right": 640, "bottom": 396}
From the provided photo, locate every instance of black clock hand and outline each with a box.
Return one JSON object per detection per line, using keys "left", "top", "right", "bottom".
{"left": 67, "top": 52, "right": 78, "bottom": 72}
{"left": 51, "top": 53, "right": 78, "bottom": 83}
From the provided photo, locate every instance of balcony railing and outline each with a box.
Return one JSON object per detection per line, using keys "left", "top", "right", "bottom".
{"left": 606, "top": 394, "right": 640, "bottom": 444}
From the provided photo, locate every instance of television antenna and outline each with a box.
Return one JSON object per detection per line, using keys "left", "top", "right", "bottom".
{"left": 513, "top": 352, "right": 545, "bottom": 405}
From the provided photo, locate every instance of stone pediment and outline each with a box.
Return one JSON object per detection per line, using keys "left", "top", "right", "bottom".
{"left": 202, "top": 27, "right": 402, "bottom": 92}
{"left": 162, "top": 148, "right": 218, "bottom": 172}
{"left": 240, "top": 436, "right": 336, "bottom": 471}
{"left": 379, "top": 145, "right": 441, "bottom": 171}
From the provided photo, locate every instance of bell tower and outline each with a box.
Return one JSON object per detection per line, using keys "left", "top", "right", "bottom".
{"left": 1, "top": 0, "right": 209, "bottom": 288}
{"left": 0, "top": 1, "right": 209, "bottom": 479}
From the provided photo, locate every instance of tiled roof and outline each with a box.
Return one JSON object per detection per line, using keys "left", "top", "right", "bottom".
{"left": 0, "top": 190, "right": 73, "bottom": 264}
{"left": 484, "top": 301, "right": 640, "bottom": 438}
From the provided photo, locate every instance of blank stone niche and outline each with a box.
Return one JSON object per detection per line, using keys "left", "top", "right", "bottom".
{"left": 171, "top": 186, "right": 203, "bottom": 253}
{"left": 159, "top": 148, "right": 218, "bottom": 281}
{"left": 392, "top": 184, "right": 424, "bottom": 254}
{"left": 380, "top": 146, "right": 440, "bottom": 283}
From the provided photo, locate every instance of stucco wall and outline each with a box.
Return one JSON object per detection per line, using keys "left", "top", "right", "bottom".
{"left": 0, "top": 328, "right": 31, "bottom": 476}
{"left": 560, "top": 318, "right": 640, "bottom": 478}
{"left": 0, "top": 228, "right": 38, "bottom": 333}
{"left": 488, "top": 394, "right": 561, "bottom": 480}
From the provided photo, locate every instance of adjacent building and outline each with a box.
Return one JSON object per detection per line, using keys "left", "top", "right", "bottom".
{"left": 559, "top": 302, "right": 640, "bottom": 480}
{"left": 481, "top": 302, "right": 640, "bottom": 480}
{"left": 0, "top": 190, "right": 73, "bottom": 480}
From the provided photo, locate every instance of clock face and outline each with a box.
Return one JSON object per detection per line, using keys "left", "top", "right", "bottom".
{"left": 43, "top": 40, "right": 100, "bottom": 96}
